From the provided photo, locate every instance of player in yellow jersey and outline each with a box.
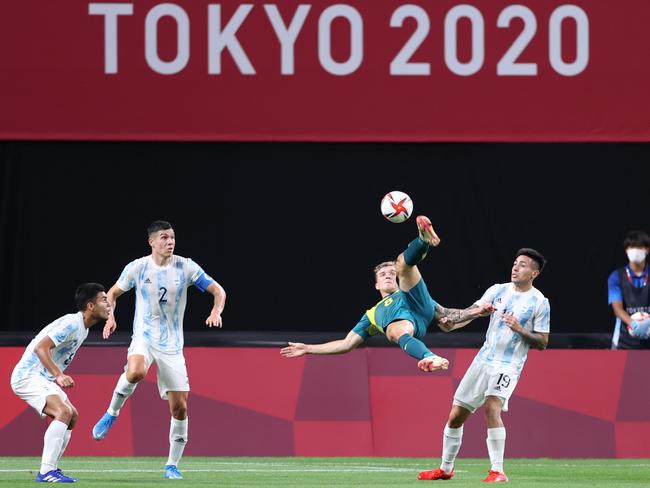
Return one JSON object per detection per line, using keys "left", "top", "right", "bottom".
{"left": 281, "top": 215, "right": 492, "bottom": 371}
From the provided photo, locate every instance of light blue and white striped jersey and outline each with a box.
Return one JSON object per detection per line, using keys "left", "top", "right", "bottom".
{"left": 117, "top": 255, "right": 207, "bottom": 353}
{"left": 11, "top": 312, "right": 88, "bottom": 384}
{"left": 475, "top": 283, "right": 550, "bottom": 374}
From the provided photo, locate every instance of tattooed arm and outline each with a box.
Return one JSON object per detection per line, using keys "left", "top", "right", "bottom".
{"left": 435, "top": 303, "right": 495, "bottom": 332}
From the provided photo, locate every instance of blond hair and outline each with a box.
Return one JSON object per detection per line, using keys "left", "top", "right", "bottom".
{"left": 373, "top": 261, "right": 396, "bottom": 278}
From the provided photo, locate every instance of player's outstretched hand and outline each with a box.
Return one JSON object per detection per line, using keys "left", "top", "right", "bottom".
{"left": 281, "top": 342, "right": 308, "bottom": 358}
{"left": 417, "top": 356, "right": 449, "bottom": 372}
{"left": 102, "top": 317, "right": 117, "bottom": 339}
{"left": 206, "top": 310, "right": 223, "bottom": 328}
{"left": 55, "top": 373, "right": 75, "bottom": 389}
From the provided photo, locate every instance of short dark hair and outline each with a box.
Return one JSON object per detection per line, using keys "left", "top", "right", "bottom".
{"left": 623, "top": 230, "right": 650, "bottom": 250}
{"left": 147, "top": 220, "right": 173, "bottom": 237}
{"left": 74, "top": 283, "right": 105, "bottom": 311}
{"left": 515, "top": 248, "right": 546, "bottom": 273}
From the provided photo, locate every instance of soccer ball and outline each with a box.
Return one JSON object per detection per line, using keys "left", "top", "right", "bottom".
{"left": 381, "top": 191, "right": 413, "bottom": 223}
{"left": 629, "top": 312, "right": 650, "bottom": 339}
{"left": 631, "top": 312, "right": 650, "bottom": 322}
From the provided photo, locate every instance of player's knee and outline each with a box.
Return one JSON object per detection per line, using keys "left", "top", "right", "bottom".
{"left": 55, "top": 404, "right": 74, "bottom": 424}
{"left": 68, "top": 405, "right": 79, "bottom": 426}
{"left": 483, "top": 400, "right": 503, "bottom": 421}
{"left": 171, "top": 404, "right": 187, "bottom": 419}
{"left": 447, "top": 413, "right": 464, "bottom": 429}
{"left": 126, "top": 368, "right": 147, "bottom": 383}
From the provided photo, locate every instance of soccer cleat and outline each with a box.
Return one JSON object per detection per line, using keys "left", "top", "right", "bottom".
{"left": 417, "top": 356, "right": 449, "bottom": 372}
{"left": 416, "top": 215, "right": 441, "bottom": 247}
{"left": 55, "top": 469, "right": 78, "bottom": 482}
{"left": 92, "top": 411, "right": 117, "bottom": 440}
{"left": 418, "top": 467, "right": 454, "bottom": 480}
{"left": 482, "top": 470, "right": 509, "bottom": 482}
{"left": 164, "top": 465, "right": 183, "bottom": 479}
{"left": 35, "top": 469, "right": 77, "bottom": 483}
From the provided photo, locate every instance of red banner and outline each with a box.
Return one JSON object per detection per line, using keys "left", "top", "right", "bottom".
{"left": 2, "top": 347, "right": 650, "bottom": 457}
{"left": 1, "top": 1, "right": 649, "bottom": 141}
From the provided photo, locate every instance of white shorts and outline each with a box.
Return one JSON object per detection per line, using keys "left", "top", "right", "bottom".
{"left": 127, "top": 339, "right": 190, "bottom": 400}
{"left": 11, "top": 376, "right": 69, "bottom": 419}
{"left": 453, "top": 358, "right": 520, "bottom": 413}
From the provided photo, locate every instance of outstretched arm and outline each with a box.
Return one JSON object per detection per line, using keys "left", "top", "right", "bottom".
{"left": 435, "top": 303, "right": 495, "bottom": 332}
{"left": 205, "top": 281, "right": 226, "bottom": 328}
{"left": 281, "top": 331, "right": 364, "bottom": 358}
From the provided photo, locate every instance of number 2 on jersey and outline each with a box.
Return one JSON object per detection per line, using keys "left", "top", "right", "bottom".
{"left": 159, "top": 287, "right": 168, "bottom": 303}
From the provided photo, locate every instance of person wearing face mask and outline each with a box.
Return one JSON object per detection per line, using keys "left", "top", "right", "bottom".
{"left": 608, "top": 230, "right": 650, "bottom": 349}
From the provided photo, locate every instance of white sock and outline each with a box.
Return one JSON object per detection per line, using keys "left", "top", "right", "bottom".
{"left": 166, "top": 417, "right": 188, "bottom": 467}
{"left": 486, "top": 427, "right": 506, "bottom": 472}
{"left": 108, "top": 373, "right": 138, "bottom": 416}
{"left": 440, "top": 425, "right": 463, "bottom": 473}
{"left": 55, "top": 430, "right": 72, "bottom": 468}
{"left": 40, "top": 420, "right": 68, "bottom": 474}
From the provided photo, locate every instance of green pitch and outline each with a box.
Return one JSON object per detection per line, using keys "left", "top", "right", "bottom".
{"left": 1, "top": 457, "right": 649, "bottom": 487}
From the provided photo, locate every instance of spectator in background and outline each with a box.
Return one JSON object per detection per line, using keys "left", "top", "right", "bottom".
{"left": 608, "top": 230, "right": 650, "bottom": 349}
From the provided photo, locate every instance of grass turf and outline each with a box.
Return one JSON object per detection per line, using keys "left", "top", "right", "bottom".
{"left": 1, "top": 457, "right": 649, "bottom": 487}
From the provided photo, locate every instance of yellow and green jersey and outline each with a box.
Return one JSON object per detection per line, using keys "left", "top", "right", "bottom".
{"left": 351, "top": 278, "right": 437, "bottom": 340}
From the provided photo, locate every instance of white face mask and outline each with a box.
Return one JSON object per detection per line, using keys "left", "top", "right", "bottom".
{"left": 627, "top": 248, "right": 647, "bottom": 264}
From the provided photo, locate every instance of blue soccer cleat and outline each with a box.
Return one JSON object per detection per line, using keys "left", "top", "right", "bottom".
{"left": 55, "top": 469, "right": 78, "bottom": 482}
{"left": 164, "top": 465, "right": 183, "bottom": 479}
{"left": 35, "top": 469, "right": 77, "bottom": 483}
{"left": 92, "top": 412, "right": 117, "bottom": 440}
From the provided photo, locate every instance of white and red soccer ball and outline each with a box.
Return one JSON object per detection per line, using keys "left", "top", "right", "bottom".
{"left": 381, "top": 191, "right": 413, "bottom": 223}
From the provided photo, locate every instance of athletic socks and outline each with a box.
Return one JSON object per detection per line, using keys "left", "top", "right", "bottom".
{"left": 403, "top": 237, "right": 430, "bottom": 266}
{"left": 166, "top": 417, "right": 188, "bottom": 467}
{"left": 398, "top": 333, "right": 435, "bottom": 360}
{"left": 486, "top": 427, "right": 506, "bottom": 473}
{"left": 55, "top": 430, "right": 72, "bottom": 468}
{"left": 440, "top": 425, "right": 463, "bottom": 474}
{"left": 108, "top": 373, "right": 138, "bottom": 416}
{"left": 40, "top": 420, "right": 68, "bottom": 474}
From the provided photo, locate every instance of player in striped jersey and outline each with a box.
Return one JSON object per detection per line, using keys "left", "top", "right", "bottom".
{"left": 418, "top": 248, "right": 550, "bottom": 483}
{"left": 91, "top": 221, "right": 226, "bottom": 480}
{"left": 11, "top": 283, "right": 111, "bottom": 483}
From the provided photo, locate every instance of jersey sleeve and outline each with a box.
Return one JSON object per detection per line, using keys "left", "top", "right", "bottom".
{"left": 47, "top": 321, "right": 78, "bottom": 347}
{"left": 532, "top": 298, "right": 551, "bottom": 333}
{"left": 116, "top": 260, "right": 140, "bottom": 292}
{"left": 475, "top": 284, "right": 501, "bottom": 306}
{"left": 186, "top": 258, "right": 215, "bottom": 293}
{"left": 607, "top": 270, "right": 622, "bottom": 304}
{"left": 351, "top": 314, "right": 372, "bottom": 341}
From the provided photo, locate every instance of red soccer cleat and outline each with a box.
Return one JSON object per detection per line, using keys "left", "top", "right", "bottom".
{"left": 416, "top": 215, "right": 441, "bottom": 247}
{"left": 418, "top": 468, "right": 454, "bottom": 480}
{"left": 417, "top": 356, "right": 449, "bottom": 372}
{"left": 482, "top": 470, "right": 509, "bottom": 482}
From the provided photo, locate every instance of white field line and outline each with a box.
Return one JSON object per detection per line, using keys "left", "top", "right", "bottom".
{"left": 1, "top": 463, "right": 650, "bottom": 474}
